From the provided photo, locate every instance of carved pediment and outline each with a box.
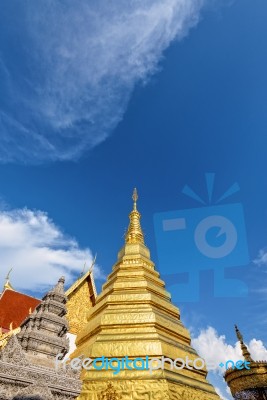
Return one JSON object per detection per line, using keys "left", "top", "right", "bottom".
{"left": 0, "top": 335, "right": 29, "bottom": 366}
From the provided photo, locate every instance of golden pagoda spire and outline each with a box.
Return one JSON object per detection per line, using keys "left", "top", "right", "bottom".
{"left": 235, "top": 324, "right": 254, "bottom": 362}
{"left": 117, "top": 188, "right": 151, "bottom": 261}
{"left": 125, "top": 188, "right": 144, "bottom": 244}
{"left": 73, "top": 190, "right": 220, "bottom": 400}
{"left": 3, "top": 268, "right": 14, "bottom": 291}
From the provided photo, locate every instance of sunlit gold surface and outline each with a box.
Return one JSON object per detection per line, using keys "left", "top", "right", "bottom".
{"left": 66, "top": 268, "right": 97, "bottom": 335}
{"left": 125, "top": 188, "right": 145, "bottom": 245}
{"left": 73, "top": 190, "right": 220, "bottom": 399}
{"left": 99, "top": 382, "right": 122, "bottom": 400}
{"left": 3, "top": 280, "right": 14, "bottom": 291}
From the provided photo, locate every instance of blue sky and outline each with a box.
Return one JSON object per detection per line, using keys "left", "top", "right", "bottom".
{"left": 0, "top": 0, "right": 267, "bottom": 398}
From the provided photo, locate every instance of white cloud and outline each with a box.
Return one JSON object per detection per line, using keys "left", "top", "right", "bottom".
{"left": 0, "top": 208, "right": 102, "bottom": 292}
{"left": 214, "top": 386, "right": 230, "bottom": 400}
{"left": 0, "top": 0, "right": 205, "bottom": 163}
{"left": 192, "top": 326, "right": 267, "bottom": 374}
{"left": 226, "top": 387, "right": 232, "bottom": 396}
{"left": 192, "top": 327, "right": 241, "bottom": 373}
{"left": 248, "top": 338, "right": 267, "bottom": 361}
{"left": 65, "top": 333, "right": 77, "bottom": 359}
{"left": 254, "top": 248, "right": 267, "bottom": 267}
{"left": 192, "top": 326, "right": 267, "bottom": 399}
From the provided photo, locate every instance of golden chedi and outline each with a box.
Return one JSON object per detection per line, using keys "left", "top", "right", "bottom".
{"left": 224, "top": 325, "right": 267, "bottom": 400}
{"left": 72, "top": 189, "right": 220, "bottom": 400}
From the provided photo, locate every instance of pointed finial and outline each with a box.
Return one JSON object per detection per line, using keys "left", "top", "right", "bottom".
{"left": 125, "top": 189, "right": 144, "bottom": 244}
{"left": 6, "top": 268, "right": 12, "bottom": 280}
{"left": 89, "top": 253, "right": 97, "bottom": 273}
{"left": 3, "top": 268, "right": 14, "bottom": 291}
{"left": 53, "top": 276, "right": 65, "bottom": 294}
{"left": 133, "top": 188, "right": 138, "bottom": 211}
{"left": 235, "top": 324, "right": 254, "bottom": 362}
{"left": 80, "top": 254, "right": 97, "bottom": 278}
{"left": 80, "top": 262, "right": 87, "bottom": 277}
{"left": 235, "top": 325, "right": 243, "bottom": 342}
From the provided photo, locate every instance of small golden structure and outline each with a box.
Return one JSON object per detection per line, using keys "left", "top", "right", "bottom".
{"left": 3, "top": 268, "right": 14, "bottom": 291}
{"left": 66, "top": 257, "right": 97, "bottom": 334}
{"left": 0, "top": 269, "right": 23, "bottom": 349}
{"left": 73, "top": 189, "right": 220, "bottom": 399}
{"left": 224, "top": 325, "right": 267, "bottom": 399}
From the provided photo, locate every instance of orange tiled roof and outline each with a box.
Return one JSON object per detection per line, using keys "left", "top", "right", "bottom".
{"left": 0, "top": 289, "right": 40, "bottom": 331}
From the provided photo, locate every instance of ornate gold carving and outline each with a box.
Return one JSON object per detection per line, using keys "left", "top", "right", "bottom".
{"left": 169, "top": 382, "right": 218, "bottom": 400}
{"left": 66, "top": 278, "right": 95, "bottom": 334}
{"left": 77, "top": 379, "right": 219, "bottom": 400}
{"left": 99, "top": 382, "right": 122, "bottom": 400}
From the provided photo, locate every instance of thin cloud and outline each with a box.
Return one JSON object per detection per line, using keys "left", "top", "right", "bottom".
{"left": 0, "top": 0, "right": 204, "bottom": 163}
{"left": 0, "top": 207, "right": 102, "bottom": 291}
{"left": 254, "top": 248, "right": 267, "bottom": 267}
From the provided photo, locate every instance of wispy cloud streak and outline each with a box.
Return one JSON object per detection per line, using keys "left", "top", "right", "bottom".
{"left": 0, "top": 0, "right": 204, "bottom": 163}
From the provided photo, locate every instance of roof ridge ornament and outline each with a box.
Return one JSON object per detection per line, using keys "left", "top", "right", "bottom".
{"left": 89, "top": 253, "right": 97, "bottom": 273}
{"left": 3, "top": 267, "right": 14, "bottom": 291}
